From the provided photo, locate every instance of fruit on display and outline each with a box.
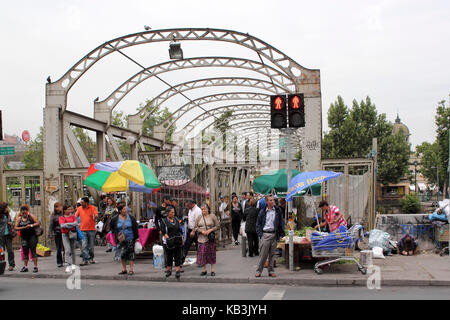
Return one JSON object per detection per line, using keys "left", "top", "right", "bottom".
{"left": 36, "top": 244, "right": 51, "bottom": 252}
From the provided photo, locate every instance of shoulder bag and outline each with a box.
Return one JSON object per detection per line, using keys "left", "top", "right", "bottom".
{"left": 31, "top": 215, "right": 43, "bottom": 237}
{"left": 117, "top": 216, "right": 127, "bottom": 243}
{"left": 202, "top": 215, "right": 215, "bottom": 242}
{"left": 63, "top": 216, "right": 78, "bottom": 240}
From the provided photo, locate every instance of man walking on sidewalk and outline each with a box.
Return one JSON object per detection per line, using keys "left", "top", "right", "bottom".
{"left": 76, "top": 197, "right": 98, "bottom": 266}
{"left": 255, "top": 195, "right": 284, "bottom": 278}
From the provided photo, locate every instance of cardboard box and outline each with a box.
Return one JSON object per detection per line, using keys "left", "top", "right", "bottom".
{"left": 36, "top": 249, "right": 51, "bottom": 257}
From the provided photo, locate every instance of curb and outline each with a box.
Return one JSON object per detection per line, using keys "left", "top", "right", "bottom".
{"left": 3, "top": 273, "right": 450, "bottom": 287}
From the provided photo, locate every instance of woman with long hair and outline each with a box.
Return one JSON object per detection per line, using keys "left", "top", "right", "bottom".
{"left": 49, "top": 202, "right": 64, "bottom": 267}
{"left": 59, "top": 204, "right": 79, "bottom": 272}
{"left": 15, "top": 205, "right": 40, "bottom": 273}
{"left": 230, "top": 195, "right": 242, "bottom": 245}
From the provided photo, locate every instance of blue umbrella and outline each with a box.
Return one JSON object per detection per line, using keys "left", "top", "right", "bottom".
{"left": 286, "top": 170, "right": 342, "bottom": 202}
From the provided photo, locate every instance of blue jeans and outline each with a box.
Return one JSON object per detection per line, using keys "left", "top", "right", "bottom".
{"left": 81, "top": 230, "right": 96, "bottom": 262}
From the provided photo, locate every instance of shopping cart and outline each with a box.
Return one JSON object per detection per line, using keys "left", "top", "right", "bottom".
{"left": 311, "top": 225, "right": 367, "bottom": 275}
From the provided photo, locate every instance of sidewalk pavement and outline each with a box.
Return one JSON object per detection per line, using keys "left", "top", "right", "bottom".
{"left": 2, "top": 244, "right": 450, "bottom": 287}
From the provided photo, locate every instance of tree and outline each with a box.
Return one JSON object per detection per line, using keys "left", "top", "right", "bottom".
{"left": 23, "top": 127, "right": 44, "bottom": 169}
{"left": 416, "top": 141, "right": 440, "bottom": 187}
{"left": 323, "top": 96, "right": 410, "bottom": 184}
{"left": 434, "top": 100, "right": 450, "bottom": 193}
{"left": 111, "top": 103, "right": 175, "bottom": 157}
{"left": 140, "top": 101, "right": 175, "bottom": 143}
{"left": 213, "top": 111, "right": 233, "bottom": 151}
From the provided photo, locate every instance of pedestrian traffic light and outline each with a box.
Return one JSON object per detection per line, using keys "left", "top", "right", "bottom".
{"left": 270, "top": 95, "right": 287, "bottom": 129}
{"left": 288, "top": 93, "right": 305, "bottom": 128}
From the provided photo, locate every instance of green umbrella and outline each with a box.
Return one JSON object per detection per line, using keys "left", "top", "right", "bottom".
{"left": 253, "top": 169, "right": 321, "bottom": 196}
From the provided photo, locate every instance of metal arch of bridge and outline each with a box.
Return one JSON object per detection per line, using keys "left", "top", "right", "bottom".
{"left": 153, "top": 92, "right": 271, "bottom": 138}
{"left": 180, "top": 112, "right": 272, "bottom": 140}
{"left": 96, "top": 58, "right": 294, "bottom": 124}
{"left": 43, "top": 28, "right": 323, "bottom": 239}
{"left": 52, "top": 28, "right": 315, "bottom": 98}
{"left": 174, "top": 103, "right": 271, "bottom": 133}
{"left": 126, "top": 73, "right": 290, "bottom": 133}
{"left": 191, "top": 120, "right": 302, "bottom": 144}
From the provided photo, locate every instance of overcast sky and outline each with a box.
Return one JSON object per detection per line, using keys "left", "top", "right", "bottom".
{"left": 1, "top": 0, "right": 449, "bottom": 148}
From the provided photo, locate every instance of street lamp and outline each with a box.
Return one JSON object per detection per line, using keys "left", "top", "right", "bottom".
{"left": 169, "top": 39, "right": 183, "bottom": 60}
{"left": 431, "top": 165, "right": 439, "bottom": 197}
{"left": 413, "top": 160, "right": 418, "bottom": 193}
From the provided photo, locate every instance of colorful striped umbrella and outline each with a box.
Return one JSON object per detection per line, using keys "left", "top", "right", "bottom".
{"left": 84, "top": 160, "right": 161, "bottom": 193}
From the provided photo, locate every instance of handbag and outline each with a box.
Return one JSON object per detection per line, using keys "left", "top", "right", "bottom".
{"left": 63, "top": 216, "right": 78, "bottom": 240}
{"left": 117, "top": 217, "right": 127, "bottom": 243}
{"left": 202, "top": 215, "right": 215, "bottom": 242}
{"left": 34, "top": 225, "right": 43, "bottom": 237}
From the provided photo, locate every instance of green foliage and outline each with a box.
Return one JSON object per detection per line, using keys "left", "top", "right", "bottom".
{"left": 377, "top": 131, "right": 411, "bottom": 185}
{"left": 400, "top": 193, "right": 422, "bottom": 213}
{"left": 72, "top": 127, "right": 96, "bottom": 163}
{"left": 139, "top": 101, "right": 175, "bottom": 143}
{"left": 23, "top": 127, "right": 43, "bottom": 169}
{"left": 416, "top": 141, "right": 440, "bottom": 187}
{"left": 434, "top": 100, "right": 450, "bottom": 191}
{"left": 213, "top": 111, "right": 233, "bottom": 151}
{"left": 323, "top": 96, "right": 410, "bottom": 185}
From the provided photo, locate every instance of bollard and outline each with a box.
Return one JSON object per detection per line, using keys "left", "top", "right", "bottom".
{"left": 241, "top": 236, "right": 247, "bottom": 257}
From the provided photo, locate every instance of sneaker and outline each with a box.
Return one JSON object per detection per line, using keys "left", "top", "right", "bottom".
{"left": 175, "top": 271, "right": 181, "bottom": 279}
{"left": 33, "top": 267, "right": 38, "bottom": 273}
{"left": 57, "top": 264, "right": 64, "bottom": 268}
{"left": 8, "top": 266, "right": 14, "bottom": 271}
{"left": 20, "top": 267, "right": 28, "bottom": 273}
{"left": 106, "top": 248, "right": 112, "bottom": 253}
{"left": 89, "top": 260, "right": 96, "bottom": 264}
{"left": 65, "top": 266, "right": 72, "bottom": 273}
{"left": 79, "top": 261, "right": 89, "bottom": 266}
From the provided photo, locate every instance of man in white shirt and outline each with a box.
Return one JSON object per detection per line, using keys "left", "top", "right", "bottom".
{"left": 240, "top": 192, "right": 248, "bottom": 215}
{"left": 182, "top": 199, "right": 202, "bottom": 265}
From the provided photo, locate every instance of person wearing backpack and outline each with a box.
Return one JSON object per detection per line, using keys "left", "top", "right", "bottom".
{"left": 59, "top": 205, "right": 79, "bottom": 272}
{"left": 110, "top": 203, "right": 139, "bottom": 275}
{"left": 161, "top": 206, "right": 183, "bottom": 279}
{"left": 14, "top": 205, "right": 40, "bottom": 273}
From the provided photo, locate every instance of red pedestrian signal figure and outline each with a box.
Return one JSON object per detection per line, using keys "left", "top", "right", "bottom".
{"left": 270, "top": 95, "right": 287, "bottom": 129}
{"left": 292, "top": 95, "right": 300, "bottom": 109}
{"left": 274, "top": 96, "right": 283, "bottom": 110}
{"left": 288, "top": 94, "right": 305, "bottom": 128}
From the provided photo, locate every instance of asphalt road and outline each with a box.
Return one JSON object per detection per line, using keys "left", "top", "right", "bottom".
{"left": 1, "top": 278, "right": 450, "bottom": 300}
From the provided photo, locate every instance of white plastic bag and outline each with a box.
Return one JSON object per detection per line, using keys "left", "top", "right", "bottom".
{"left": 96, "top": 221, "right": 104, "bottom": 232}
{"left": 369, "top": 229, "right": 391, "bottom": 251}
{"left": 152, "top": 245, "right": 164, "bottom": 269}
{"left": 134, "top": 241, "right": 143, "bottom": 254}
{"left": 372, "top": 246, "right": 385, "bottom": 259}
{"left": 240, "top": 221, "right": 247, "bottom": 238}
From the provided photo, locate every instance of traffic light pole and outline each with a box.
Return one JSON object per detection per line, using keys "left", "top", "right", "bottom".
{"left": 283, "top": 127, "right": 294, "bottom": 271}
